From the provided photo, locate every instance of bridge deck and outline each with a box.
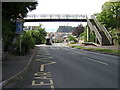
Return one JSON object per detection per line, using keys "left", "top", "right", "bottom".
{"left": 24, "top": 19, "right": 94, "bottom": 22}
{"left": 24, "top": 14, "right": 93, "bottom": 22}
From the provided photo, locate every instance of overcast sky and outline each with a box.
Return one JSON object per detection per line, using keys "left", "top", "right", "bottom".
{"left": 24, "top": 0, "right": 109, "bottom": 32}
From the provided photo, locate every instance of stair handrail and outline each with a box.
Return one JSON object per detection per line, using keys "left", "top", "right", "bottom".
{"left": 91, "top": 15, "right": 112, "bottom": 44}
{"left": 86, "top": 16, "right": 102, "bottom": 45}
{"left": 101, "top": 26, "right": 113, "bottom": 44}
{"left": 91, "top": 15, "right": 102, "bottom": 31}
{"left": 86, "top": 16, "right": 94, "bottom": 32}
{"left": 93, "top": 26, "right": 102, "bottom": 45}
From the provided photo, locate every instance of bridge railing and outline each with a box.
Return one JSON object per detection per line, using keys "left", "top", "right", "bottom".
{"left": 24, "top": 14, "right": 87, "bottom": 19}
{"left": 91, "top": 15, "right": 113, "bottom": 44}
{"left": 93, "top": 26, "right": 102, "bottom": 45}
{"left": 86, "top": 16, "right": 102, "bottom": 45}
{"left": 101, "top": 26, "right": 113, "bottom": 44}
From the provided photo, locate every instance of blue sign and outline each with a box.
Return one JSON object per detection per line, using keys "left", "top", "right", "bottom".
{"left": 16, "top": 23, "right": 23, "bottom": 33}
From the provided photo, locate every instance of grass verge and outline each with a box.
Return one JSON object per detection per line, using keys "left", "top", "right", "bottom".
{"left": 68, "top": 44, "right": 120, "bottom": 56}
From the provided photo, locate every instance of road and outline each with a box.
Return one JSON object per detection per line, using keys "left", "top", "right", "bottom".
{"left": 11, "top": 43, "right": 118, "bottom": 88}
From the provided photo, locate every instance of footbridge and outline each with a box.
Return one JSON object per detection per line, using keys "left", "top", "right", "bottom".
{"left": 24, "top": 14, "right": 88, "bottom": 22}
{"left": 24, "top": 14, "right": 113, "bottom": 45}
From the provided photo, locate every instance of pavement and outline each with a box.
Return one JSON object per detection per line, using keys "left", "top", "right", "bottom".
{"left": 2, "top": 52, "right": 32, "bottom": 80}
{"left": 1, "top": 47, "right": 36, "bottom": 88}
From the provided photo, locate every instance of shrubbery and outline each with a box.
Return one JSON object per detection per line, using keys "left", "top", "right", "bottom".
{"left": 11, "top": 26, "right": 47, "bottom": 55}
{"left": 68, "top": 34, "right": 77, "bottom": 44}
{"left": 12, "top": 31, "right": 35, "bottom": 55}
{"left": 89, "top": 32, "right": 96, "bottom": 42}
{"left": 109, "top": 28, "right": 120, "bottom": 45}
{"left": 31, "top": 26, "right": 47, "bottom": 44}
{"left": 79, "top": 26, "right": 96, "bottom": 42}
{"left": 79, "top": 28, "right": 87, "bottom": 42}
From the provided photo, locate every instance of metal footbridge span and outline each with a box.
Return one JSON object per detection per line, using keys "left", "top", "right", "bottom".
{"left": 24, "top": 14, "right": 113, "bottom": 45}
{"left": 24, "top": 14, "right": 87, "bottom": 22}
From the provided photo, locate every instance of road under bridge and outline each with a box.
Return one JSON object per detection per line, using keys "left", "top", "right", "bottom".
{"left": 24, "top": 14, "right": 113, "bottom": 45}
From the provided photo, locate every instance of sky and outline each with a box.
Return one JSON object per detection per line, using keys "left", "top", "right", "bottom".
{"left": 24, "top": 0, "right": 109, "bottom": 32}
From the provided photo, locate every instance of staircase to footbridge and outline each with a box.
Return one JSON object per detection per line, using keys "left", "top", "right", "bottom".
{"left": 24, "top": 14, "right": 113, "bottom": 46}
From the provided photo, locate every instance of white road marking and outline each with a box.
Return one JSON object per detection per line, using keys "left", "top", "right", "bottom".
{"left": 48, "top": 57, "right": 53, "bottom": 59}
{"left": 36, "top": 58, "right": 46, "bottom": 61}
{"left": 83, "top": 57, "right": 109, "bottom": 65}
{"left": 37, "top": 55, "right": 41, "bottom": 56}
{"left": 68, "top": 52, "right": 77, "bottom": 56}
{"left": 41, "top": 58, "right": 47, "bottom": 60}
{"left": 36, "top": 59, "right": 46, "bottom": 61}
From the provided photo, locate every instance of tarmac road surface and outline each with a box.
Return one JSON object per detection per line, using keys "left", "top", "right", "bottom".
{"left": 8, "top": 43, "right": 118, "bottom": 89}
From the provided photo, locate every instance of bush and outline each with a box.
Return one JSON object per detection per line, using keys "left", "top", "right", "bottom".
{"left": 68, "top": 35, "right": 77, "bottom": 44}
{"left": 12, "top": 31, "right": 35, "bottom": 55}
{"left": 79, "top": 29, "right": 87, "bottom": 42}
{"left": 31, "top": 27, "right": 47, "bottom": 44}
{"left": 68, "top": 35, "right": 76, "bottom": 41}
{"left": 109, "top": 28, "right": 120, "bottom": 45}
{"left": 11, "top": 25, "right": 47, "bottom": 55}
{"left": 22, "top": 31, "right": 35, "bottom": 53}
{"left": 89, "top": 32, "right": 96, "bottom": 42}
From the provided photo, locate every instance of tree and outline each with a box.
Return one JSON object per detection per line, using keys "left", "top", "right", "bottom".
{"left": 72, "top": 24, "right": 84, "bottom": 37}
{"left": 97, "top": 1, "right": 120, "bottom": 29}
{"left": 2, "top": 2, "right": 38, "bottom": 21}
{"left": 2, "top": 2, "right": 38, "bottom": 52}
{"left": 32, "top": 25, "right": 47, "bottom": 44}
{"left": 96, "top": 1, "right": 120, "bottom": 45}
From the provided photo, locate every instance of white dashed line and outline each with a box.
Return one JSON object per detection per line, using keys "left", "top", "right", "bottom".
{"left": 83, "top": 57, "right": 109, "bottom": 65}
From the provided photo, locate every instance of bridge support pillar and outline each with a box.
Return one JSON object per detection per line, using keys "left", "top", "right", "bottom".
{"left": 87, "top": 26, "right": 90, "bottom": 42}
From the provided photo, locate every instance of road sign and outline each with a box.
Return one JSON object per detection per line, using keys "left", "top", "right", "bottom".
{"left": 16, "top": 22, "right": 23, "bottom": 33}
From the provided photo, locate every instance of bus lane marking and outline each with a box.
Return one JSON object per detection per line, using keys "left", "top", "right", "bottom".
{"left": 32, "top": 57, "right": 56, "bottom": 89}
